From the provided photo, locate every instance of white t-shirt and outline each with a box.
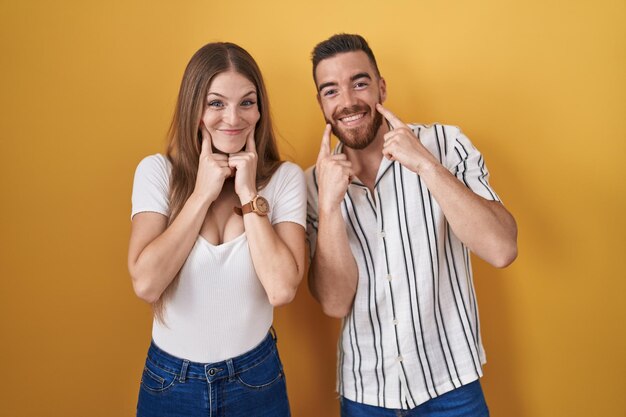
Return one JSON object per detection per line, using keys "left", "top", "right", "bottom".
{"left": 131, "top": 154, "right": 306, "bottom": 363}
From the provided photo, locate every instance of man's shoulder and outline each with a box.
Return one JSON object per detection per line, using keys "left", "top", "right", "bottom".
{"left": 304, "top": 165, "right": 318, "bottom": 191}
{"left": 407, "top": 123, "right": 467, "bottom": 154}
{"left": 304, "top": 164, "right": 316, "bottom": 181}
{"left": 407, "top": 123, "right": 462, "bottom": 137}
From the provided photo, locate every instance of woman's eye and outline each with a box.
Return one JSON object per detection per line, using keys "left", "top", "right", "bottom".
{"left": 208, "top": 100, "right": 224, "bottom": 108}
{"left": 241, "top": 100, "right": 257, "bottom": 107}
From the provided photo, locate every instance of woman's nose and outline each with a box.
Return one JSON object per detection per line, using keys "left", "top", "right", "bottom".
{"left": 224, "top": 106, "right": 240, "bottom": 125}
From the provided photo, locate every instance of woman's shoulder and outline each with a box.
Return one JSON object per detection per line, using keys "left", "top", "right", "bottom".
{"left": 263, "top": 161, "right": 304, "bottom": 194}
{"left": 135, "top": 153, "right": 171, "bottom": 178}
{"left": 273, "top": 161, "right": 304, "bottom": 178}
{"left": 137, "top": 153, "right": 171, "bottom": 169}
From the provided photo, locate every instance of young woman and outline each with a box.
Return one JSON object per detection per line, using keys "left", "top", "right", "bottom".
{"left": 128, "top": 42, "right": 305, "bottom": 417}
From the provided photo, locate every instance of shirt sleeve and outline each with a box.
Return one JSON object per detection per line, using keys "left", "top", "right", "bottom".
{"left": 130, "top": 154, "right": 171, "bottom": 219}
{"left": 304, "top": 165, "right": 319, "bottom": 260}
{"left": 267, "top": 162, "right": 306, "bottom": 228}
{"left": 445, "top": 126, "right": 501, "bottom": 202}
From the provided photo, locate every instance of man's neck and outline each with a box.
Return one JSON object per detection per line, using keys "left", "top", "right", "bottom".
{"left": 343, "top": 123, "right": 390, "bottom": 192}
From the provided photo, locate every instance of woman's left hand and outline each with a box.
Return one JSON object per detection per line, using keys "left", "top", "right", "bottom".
{"left": 228, "top": 128, "right": 258, "bottom": 203}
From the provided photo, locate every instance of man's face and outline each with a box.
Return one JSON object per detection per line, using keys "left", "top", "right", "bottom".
{"left": 315, "top": 51, "right": 386, "bottom": 150}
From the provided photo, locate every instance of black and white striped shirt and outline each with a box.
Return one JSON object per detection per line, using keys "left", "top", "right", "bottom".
{"left": 305, "top": 124, "right": 500, "bottom": 410}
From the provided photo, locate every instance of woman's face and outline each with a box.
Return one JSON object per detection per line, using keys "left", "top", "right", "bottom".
{"left": 201, "top": 70, "right": 260, "bottom": 154}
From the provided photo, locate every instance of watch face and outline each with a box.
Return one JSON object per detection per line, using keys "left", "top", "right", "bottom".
{"left": 255, "top": 196, "right": 269, "bottom": 214}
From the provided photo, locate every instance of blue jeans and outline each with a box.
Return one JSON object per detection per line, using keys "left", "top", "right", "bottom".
{"left": 340, "top": 380, "right": 489, "bottom": 417}
{"left": 136, "top": 331, "right": 290, "bottom": 417}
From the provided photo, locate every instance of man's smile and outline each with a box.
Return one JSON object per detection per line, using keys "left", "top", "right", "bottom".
{"left": 338, "top": 112, "right": 367, "bottom": 126}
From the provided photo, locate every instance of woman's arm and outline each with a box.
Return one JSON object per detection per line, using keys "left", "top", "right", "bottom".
{"left": 127, "top": 193, "right": 212, "bottom": 304}
{"left": 128, "top": 131, "right": 231, "bottom": 303}
{"left": 228, "top": 131, "right": 306, "bottom": 306}
{"left": 244, "top": 218, "right": 305, "bottom": 306}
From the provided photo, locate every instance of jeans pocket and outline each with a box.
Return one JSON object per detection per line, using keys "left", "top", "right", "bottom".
{"left": 140, "top": 357, "right": 177, "bottom": 394}
{"left": 236, "top": 349, "right": 284, "bottom": 390}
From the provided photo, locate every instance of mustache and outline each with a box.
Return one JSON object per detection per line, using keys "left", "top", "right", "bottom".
{"left": 333, "top": 104, "right": 370, "bottom": 120}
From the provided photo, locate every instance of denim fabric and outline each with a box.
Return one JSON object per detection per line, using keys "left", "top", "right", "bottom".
{"left": 136, "top": 331, "right": 290, "bottom": 417}
{"left": 340, "top": 380, "right": 489, "bottom": 417}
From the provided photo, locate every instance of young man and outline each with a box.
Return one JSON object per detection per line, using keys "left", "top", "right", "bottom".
{"left": 305, "top": 34, "right": 517, "bottom": 417}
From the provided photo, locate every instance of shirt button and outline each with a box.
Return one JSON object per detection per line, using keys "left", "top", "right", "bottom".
{"left": 379, "top": 230, "right": 386, "bottom": 238}
{"left": 386, "top": 274, "right": 393, "bottom": 282}
{"left": 397, "top": 355, "right": 403, "bottom": 363}
{"left": 393, "top": 318, "right": 398, "bottom": 326}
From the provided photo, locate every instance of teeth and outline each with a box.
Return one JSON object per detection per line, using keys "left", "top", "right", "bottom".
{"left": 340, "top": 113, "right": 365, "bottom": 123}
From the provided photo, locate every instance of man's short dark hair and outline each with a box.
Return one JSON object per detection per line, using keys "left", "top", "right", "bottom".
{"left": 311, "top": 33, "right": 381, "bottom": 83}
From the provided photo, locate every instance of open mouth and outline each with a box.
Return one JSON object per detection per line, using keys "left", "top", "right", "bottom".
{"left": 338, "top": 112, "right": 367, "bottom": 126}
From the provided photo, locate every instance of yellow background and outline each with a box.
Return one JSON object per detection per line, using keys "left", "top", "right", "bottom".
{"left": 1, "top": 0, "right": 624, "bottom": 416}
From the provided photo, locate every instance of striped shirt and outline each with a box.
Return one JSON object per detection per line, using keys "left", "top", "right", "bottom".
{"left": 305, "top": 123, "right": 501, "bottom": 410}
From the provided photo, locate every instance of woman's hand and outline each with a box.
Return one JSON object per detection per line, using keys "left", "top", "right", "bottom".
{"left": 228, "top": 129, "right": 258, "bottom": 203}
{"left": 195, "top": 125, "right": 232, "bottom": 203}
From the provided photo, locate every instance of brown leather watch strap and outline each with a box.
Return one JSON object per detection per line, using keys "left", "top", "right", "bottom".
{"left": 233, "top": 202, "right": 253, "bottom": 216}
{"left": 233, "top": 195, "right": 269, "bottom": 216}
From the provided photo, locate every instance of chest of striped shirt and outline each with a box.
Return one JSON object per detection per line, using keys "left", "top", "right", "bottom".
{"left": 305, "top": 123, "right": 500, "bottom": 410}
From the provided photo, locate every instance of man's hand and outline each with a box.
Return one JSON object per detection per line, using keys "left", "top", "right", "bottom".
{"left": 315, "top": 124, "right": 353, "bottom": 212}
{"left": 377, "top": 103, "right": 439, "bottom": 174}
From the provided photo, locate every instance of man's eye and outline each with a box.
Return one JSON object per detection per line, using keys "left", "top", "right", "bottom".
{"left": 323, "top": 89, "right": 337, "bottom": 97}
{"left": 355, "top": 82, "right": 368, "bottom": 89}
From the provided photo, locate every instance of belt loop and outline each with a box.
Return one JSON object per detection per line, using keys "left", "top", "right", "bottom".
{"left": 270, "top": 326, "right": 277, "bottom": 343}
{"left": 179, "top": 359, "right": 189, "bottom": 382}
{"left": 226, "top": 359, "right": 235, "bottom": 378}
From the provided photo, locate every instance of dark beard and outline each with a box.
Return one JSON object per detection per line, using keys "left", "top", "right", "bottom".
{"left": 329, "top": 104, "right": 383, "bottom": 150}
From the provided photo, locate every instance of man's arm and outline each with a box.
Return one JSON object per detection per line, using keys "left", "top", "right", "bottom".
{"left": 307, "top": 125, "right": 359, "bottom": 318}
{"left": 309, "top": 203, "right": 359, "bottom": 317}
{"left": 377, "top": 104, "right": 517, "bottom": 267}
{"left": 416, "top": 163, "right": 517, "bottom": 267}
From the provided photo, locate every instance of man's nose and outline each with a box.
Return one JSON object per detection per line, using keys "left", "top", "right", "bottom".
{"left": 340, "top": 89, "right": 358, "bottom": 109}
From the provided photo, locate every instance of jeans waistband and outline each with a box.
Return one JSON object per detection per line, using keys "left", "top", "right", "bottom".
{"left": 146, "top": 329, "right": 278, "bottom": 382}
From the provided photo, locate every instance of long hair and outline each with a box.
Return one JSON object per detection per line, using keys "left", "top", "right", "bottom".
{"left": 154, "top": 42, "right": 282, "bottom": 318}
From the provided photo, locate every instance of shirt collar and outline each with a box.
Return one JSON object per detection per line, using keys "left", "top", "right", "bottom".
{"left": 333, "top": 141, "right": 395, "bottom": 189}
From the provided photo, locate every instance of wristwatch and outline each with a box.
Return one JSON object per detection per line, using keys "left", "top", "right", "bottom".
{"left": 234, "top": 195, "right": 270, "bottom": 216}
